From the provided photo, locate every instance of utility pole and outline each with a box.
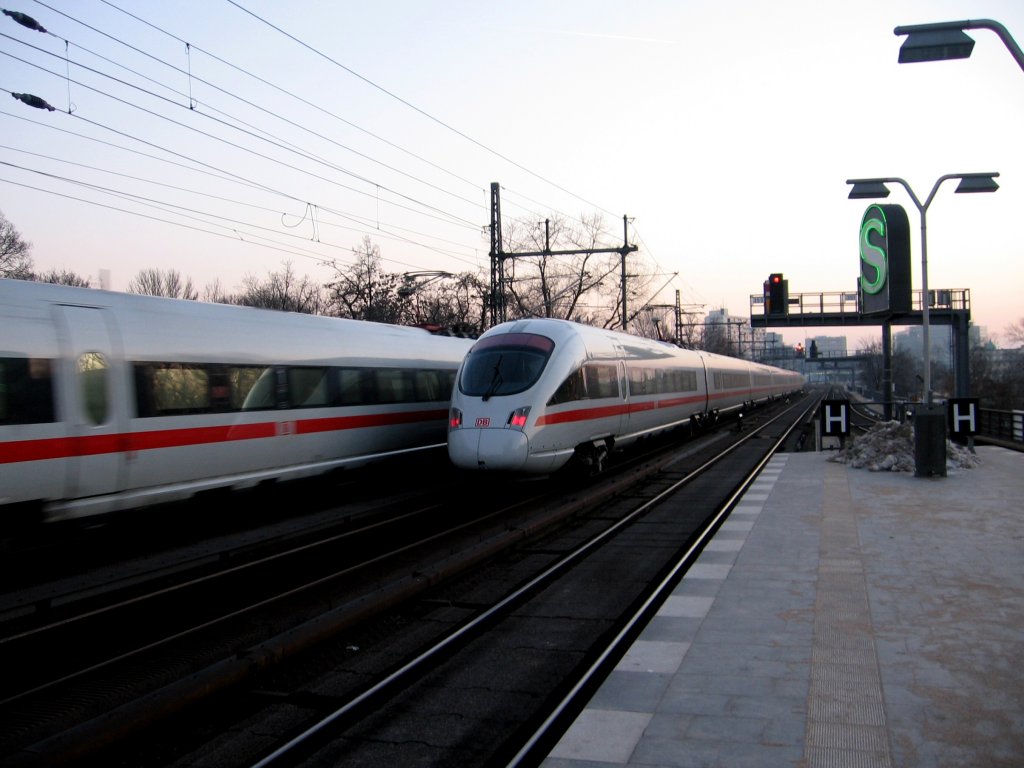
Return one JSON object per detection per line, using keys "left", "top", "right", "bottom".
{"left": 620, "top": 215, "right": 630, "bottom": 332}
{"left": 487, "top": 182, "right": 637, "bottom": 329}
{"left": 488, "top": 182, "right": 504, "bottom": 327}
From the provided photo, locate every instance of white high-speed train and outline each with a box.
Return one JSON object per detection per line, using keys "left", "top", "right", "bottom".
{"left": 448, "top": 318, "right": 804, "bottom": 473}
{"left": 0, "top": 279, "right": 473, "bottom": 522}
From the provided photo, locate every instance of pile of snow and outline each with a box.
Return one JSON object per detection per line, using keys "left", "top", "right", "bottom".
{"left": 828, "top": 419, "right": 980, "bottom": 473}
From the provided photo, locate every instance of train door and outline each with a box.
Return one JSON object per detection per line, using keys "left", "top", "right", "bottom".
{"left": 55, "top": 305, "right": 126, "bottom": 503}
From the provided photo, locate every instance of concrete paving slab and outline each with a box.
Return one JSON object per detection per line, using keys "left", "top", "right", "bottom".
{"left": 543, "top": 447, "right": 1024, "bottom": 768}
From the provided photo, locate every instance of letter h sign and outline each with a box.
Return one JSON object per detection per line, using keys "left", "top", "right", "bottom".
{"left": 821, "top": 399, "right": 850, "bottom": 437}
{"left": 947, "top": 398, "right": 979, "bottom": 437}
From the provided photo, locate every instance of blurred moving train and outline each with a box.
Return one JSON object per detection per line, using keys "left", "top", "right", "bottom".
{"left": 448, "top": 318, "right": 804, "bottom": 473}
{"left": 0, "top": 279, "right": 473, "bottom": 522}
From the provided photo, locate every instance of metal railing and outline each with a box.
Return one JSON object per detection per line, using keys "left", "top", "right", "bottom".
{"left": 749, "top": 288, "right": 970, "bottom": 319}
{"left": 978, "top": 409, "right": 1024, "bottom": 445}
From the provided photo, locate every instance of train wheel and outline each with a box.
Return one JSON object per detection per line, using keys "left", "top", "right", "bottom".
{"left": 572, "top": 441, "right": 609, "bottom": 477}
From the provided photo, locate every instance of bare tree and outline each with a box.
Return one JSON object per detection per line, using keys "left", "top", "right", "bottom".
{"left": 1005, "top": 318, "right": 1024, "bottom": 348}
{"left": 499, "top": 212, "right": 662, "bottom": 333}
{"left": 236, "top": 261, "right": 327, "bottom": 314}
{"left": 201, "top": 277, "right": 236, "bottom": 305}
{"left": 128, "top": 268, "right": 199, "bottom": 300}
{"left": 1, "top": 210, "right": 33, "bottom": 279}
{"left": 34, "top": 268, "right": 91, "bottom": 287}
{"left": 502, "top": 214, "right": 619, "bottom": 325}
{"left": 856, "top": 337, "right": 884, "bottom": 395}
{"left": 326, "top": 237, "right": 402, "bottom": 323}
{"left": 701, "top": 321, "right": 734, "bottom": 356}
{"left": 397, "top": 271, "right": 486, "bottom": 334}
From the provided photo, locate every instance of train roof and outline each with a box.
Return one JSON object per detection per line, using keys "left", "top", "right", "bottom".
{"left": 477, "top": 317, "right": 802, "bottom": 377}
{"left": 0, "top": 279, "right": 473, "bottom": 365}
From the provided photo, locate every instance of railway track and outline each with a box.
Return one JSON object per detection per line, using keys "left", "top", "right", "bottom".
{"left": 0, "top": 394, "right": 812, "bottom": 766}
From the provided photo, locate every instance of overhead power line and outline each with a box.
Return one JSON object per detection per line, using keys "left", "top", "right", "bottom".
{"left": 1, "top": 39, "right": 481, "bottom": 230}
{"left": 90, "top": 0, "right": 483, "bottom": 193}
{"left": 27, "top": 3, "right": 489, "bottom": 211}
{"left": 223, "top": 0, "right": 619, "bottom": 219}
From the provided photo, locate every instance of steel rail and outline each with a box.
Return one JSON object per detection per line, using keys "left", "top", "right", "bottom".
{"left": 505, "top": 397, "right": 816, "bottom": 766}
{"left": 0, "top": 492, "right": 526, "bottom": 708}
{"left": 251, "top": 398, "right": 815, "bottom": 768}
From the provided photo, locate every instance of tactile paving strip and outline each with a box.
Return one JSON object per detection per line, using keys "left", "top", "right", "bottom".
{"left": 805, "top": 462, "right": 894, "bottom": 768}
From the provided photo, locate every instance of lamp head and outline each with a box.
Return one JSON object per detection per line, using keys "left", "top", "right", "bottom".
{"left": 898, "top": 27, "right": 976, "bottom": 63}
{"left": 847, "top": 180, "right": 891, "bottom": 200}
{"left": 954, "top": 173, "right": 999, "bottom": 194}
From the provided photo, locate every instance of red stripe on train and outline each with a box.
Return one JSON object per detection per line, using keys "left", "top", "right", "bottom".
{"left": 534, "top": 395, "right": 708, "bottom": 426}
{"left": 0, "top": 409, "right": 448, "bottom": 465}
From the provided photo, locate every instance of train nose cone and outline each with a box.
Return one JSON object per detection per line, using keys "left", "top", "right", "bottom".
{"left": 448, "top": 429, "right": 529, "bottom": 470}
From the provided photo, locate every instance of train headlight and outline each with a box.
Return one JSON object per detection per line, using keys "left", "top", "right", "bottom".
{"left": 507, "top": 406, "right": 531, "bottom": 431}
{"left": 449, "top": 407, "right": 463, "bottom": 430}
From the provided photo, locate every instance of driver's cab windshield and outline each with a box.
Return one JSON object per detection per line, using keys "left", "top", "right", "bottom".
{"left": 459, "top": 333, "right": 555, "bottom": 400}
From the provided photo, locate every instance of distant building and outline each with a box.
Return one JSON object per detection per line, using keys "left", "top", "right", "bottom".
{"left": 894, "top": 326, "right": 952, "bottom": 368}
{"left": 804, "top": 335, "right": 847, "bottom": 359}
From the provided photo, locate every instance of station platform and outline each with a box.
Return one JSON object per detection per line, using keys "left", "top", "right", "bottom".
{"left": 543, "top": 446, "right": 1024, "bottom": 768}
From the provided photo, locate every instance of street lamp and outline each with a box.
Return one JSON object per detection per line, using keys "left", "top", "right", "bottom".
{"left": 846, "top": 173, "right": 999, "bottom": 404}
{"left": 894, "top": 19, "right": 1024, "bottom": 73}
{"left": 397, "top": 271, "right": 453, "bottom": 299}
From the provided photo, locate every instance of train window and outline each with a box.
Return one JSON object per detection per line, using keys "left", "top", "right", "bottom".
{"left": 337, "top": 368, "right": 372, "bottom": 405}
{"left": 0, "top": 357, "right": 56, "bottom": 425}
{"left": 415, "top": 370, "right": 442, "bottom": 401}
{"left": 289, "top": 367, "right": 328, "bottom": 407}
{"left": 584, "top": 364, "right": 620, "bottom": 399}
{"left": 443, "top": 370, "right": 457, "bottom": 398}
{"left": 78, "top": 352, "right": 109, "bottom": 425}
{"left": 549, "top": 363, "right": 619, "bottom": 405}
{"left": 336, "top": 367, "right": 454, "bottom": 406}
{"left": 375, "top": 369, "right": 411, "bottom": 404}
{"left": 712, "top": 371, "right": 750, "bottom": 390}
{"left": 241, "top": 367, "right": 279, "bottom": 410}
{"left": 149, "top": 364, "right": 209, "bottom": 414}
{"left": 627, "top": 367, "right": 655, "bottom": 396}
{"left": 460, "top": 334, "right": 553, "bottom": 399}
{"left": 659, "top": 368, "right": 698, "bottom": 394}
{"left": 230, "top": 366, "right": 268, "bottom": 409}
{"left": 548, "top": 369, "right": 585, "bottom": 405}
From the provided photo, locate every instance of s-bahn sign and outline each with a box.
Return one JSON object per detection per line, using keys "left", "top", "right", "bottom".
{"left": 859, "top": 204, "right": 911, "bottom": 316}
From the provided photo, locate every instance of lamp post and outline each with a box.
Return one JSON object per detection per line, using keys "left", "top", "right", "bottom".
{"left": 894, "top": 19, "right": 1024, "bottom": 74}
{"left": 846, "top": 173, "right": 998, "bottom": 403}
{"left": 847, "top": 174, "right": 998, "bottom": 477}
{"left": 397, "top": 271, "right": 453, "bottom": 299}
{"left": 397, "top": 271, "right": 454, "bottom": 325}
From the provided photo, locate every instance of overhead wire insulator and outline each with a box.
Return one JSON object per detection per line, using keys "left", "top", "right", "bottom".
{"left": 2, "top": 8, "right": 48, "bottom": 33}
{"left": 11, "top": 92, "right": 56, "bottom": 111}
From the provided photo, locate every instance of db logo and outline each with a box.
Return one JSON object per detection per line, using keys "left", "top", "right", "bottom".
{"left": 475, "top": 417, "right": 491, "bottom": 427}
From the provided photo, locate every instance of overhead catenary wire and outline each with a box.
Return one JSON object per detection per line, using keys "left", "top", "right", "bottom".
{"left": 0, "top": 107, "right": 485, "bottom": 268}
{"left": 0, "top": 167, "right": 469, "bottom": 277}
{"left": 3, "top": 1, "right": 640, "bottom": 298}
{"left": 91, "top": 0, "right": 485, "bottom": 194}
{"left": 0, "top": 175, "right": 335, "bottom": 267}
{"left": 14, "top": 9, "right": 489, "bottom": 213}
{"left": 0, "top": 39, "right": 482, "bottom": 231}
{"left": 223, "top": 0, "right": 621, "bottom": 220}
{"left": 0, "top": 150, "right": 480, "bottom": 267}
{"left": 85, "top": 1, "right": 615, "bottom": 242}
{"left": 9, "top": 3, "right": 618, "bottom": 244}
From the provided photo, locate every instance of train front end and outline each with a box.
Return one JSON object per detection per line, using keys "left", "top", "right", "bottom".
{"left": 447, "top": 330, "right": 560, "bottom": 472}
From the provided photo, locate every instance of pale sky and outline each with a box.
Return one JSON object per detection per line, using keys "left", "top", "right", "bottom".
{"left": 2, "top": 0, "right": 1022, "bottom": 346}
